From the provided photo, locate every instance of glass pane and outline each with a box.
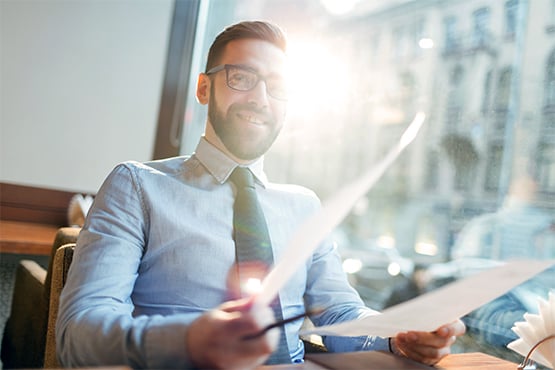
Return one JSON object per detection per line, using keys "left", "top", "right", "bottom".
{"left": 183, "top": 0, "right": 555, "bottom": 362}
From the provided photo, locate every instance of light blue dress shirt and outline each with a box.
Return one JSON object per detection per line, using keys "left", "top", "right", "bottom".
{"left": 56, "top": 138, "right": 388, "bottom": 369}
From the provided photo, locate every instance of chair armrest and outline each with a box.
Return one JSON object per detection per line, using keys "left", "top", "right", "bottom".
{"left": 44, "top": 227, "right": 80, "bottom": 300}
{"left": 44, "top": 243, "right": 75, "bottom": 368}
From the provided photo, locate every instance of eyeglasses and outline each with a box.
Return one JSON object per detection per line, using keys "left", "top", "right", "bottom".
{"left": 206, "top": 64, "right": 289, "bottom": 101}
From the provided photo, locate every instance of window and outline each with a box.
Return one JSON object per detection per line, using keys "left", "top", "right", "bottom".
{"left": 505, "top": 0, "right": 519, "bottom": 38}
{"left": 537, "top": 142, "right": 555, "bottom": 193}
{"left": 494, "top": 67, "right": 512, "bottom": 130}
{"left": 178, "top": 0, "right": 555, "bottom": 362}
{"left": 544, "top": 50, "right": 555, "bottom": 134}
{"left": 482, "top": 69, "right": 493, "bottom": 115}
{"left": 473, "top": 7, "right": 491, "bottom": 48}
{"left": 496, "top": 67, "right": 512, "bottom": 107}
{"left": 550, "top": 0, "right": 555, "bottom": 30}
{"left": 425, "top": 150, "right": 439, "bottom": 190}
{"left": 484, "top": 142, "right": 504, "bottom": 191}
{"left": 444, "top": 16, "right": 458, "bottom": 53}
{"left": 445, "top": 65, "right": 464, "bottom": 131}
{"left": 544, "top": 49, "right": 555, "bottom": 108}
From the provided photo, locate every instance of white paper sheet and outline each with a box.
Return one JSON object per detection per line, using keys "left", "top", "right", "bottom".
{"left": 301, "top": 260, "right": 554, "bottom": 338}
{"left": 254, "top": 113, "right": 425, "bottom": 307}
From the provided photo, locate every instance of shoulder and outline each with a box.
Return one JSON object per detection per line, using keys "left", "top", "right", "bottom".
{"left": 264, "top": 182, "right": 322, "bottom": 215}
{"left": 139, "top": 156, "right": 191, "bottom": 173}
{"left": 267, "top": 182, "right": 319, "bottom": 201}
{"left": 96, "top": 157, "right": 193, "bottom": 194}
{"left": 107, "top": 156, "right": 192, "bottom": 178}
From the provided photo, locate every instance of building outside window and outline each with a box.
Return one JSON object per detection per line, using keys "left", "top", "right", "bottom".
{"left": 472, "top": 7, "right": 491, "bottom": 48}
{"left": 544, "top": 49, "right": 555, "bottom": 108}
{"left": 484, "top": 142, "right": 504, "bottom": 191}
{"left": 494, "top": 67, "right": 513, "bottom": 131}
{"left": 444, "top": 16, "right": 458, "bottom": 54}
{"left": 505, "top": 0, "right": 519, "bottom": 38}
{"left": 537, "top": 142, "right": 555, "bottom": 194}
{"left": 445, "top": 65, "right": 464, "bottom": 132}
{"left": 481, "top": 69, "right": 493, "bottom": 115}
{"left": 177, "top": 0, "right": 555, "bottom": 363}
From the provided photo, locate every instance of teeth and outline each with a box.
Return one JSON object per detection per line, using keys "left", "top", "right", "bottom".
{"left": 248, "top": 116, "right": 263, "bottom": 124}
{"left": 241, "top": 113, "right": 263, "bottom": 125}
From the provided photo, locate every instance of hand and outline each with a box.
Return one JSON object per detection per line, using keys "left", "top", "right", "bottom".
{"left": 186, "top": 298, "right": 279, "bottom": 370}
{"left": 390, "top": 320, "right": 466, "bottom": 365}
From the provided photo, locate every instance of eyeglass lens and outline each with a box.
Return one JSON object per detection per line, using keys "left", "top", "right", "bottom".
{"left": 225, "top": 65, "right": 288, "bottom": 100}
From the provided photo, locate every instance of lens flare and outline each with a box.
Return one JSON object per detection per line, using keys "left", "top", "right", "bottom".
{"left": 244, "top": 278, "right": 263, "bottom": 294}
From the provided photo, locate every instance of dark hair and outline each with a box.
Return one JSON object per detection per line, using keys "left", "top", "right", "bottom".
{"left": 205, "top": 20, "right": 287, "bottom": 72}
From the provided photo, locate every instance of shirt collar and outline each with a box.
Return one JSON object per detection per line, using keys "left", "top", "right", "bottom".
{"left": 194, "top": 137, "right": 268, "bottom": 187}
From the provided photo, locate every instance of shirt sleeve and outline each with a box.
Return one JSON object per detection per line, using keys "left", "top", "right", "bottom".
{"left": 56, "top": 163, "right": 194, "bottom": 369}
{"left": 303, "top": 237, "right": 389, "bottom": 353}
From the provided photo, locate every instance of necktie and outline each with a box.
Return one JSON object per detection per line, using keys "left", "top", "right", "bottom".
{"left": 230, "top": 166, "right": 291, "bottom": 364}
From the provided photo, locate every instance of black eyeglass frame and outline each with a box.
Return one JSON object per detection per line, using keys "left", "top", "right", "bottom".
{"left": 205, "top": 64, "right": 289, "bottom": 101}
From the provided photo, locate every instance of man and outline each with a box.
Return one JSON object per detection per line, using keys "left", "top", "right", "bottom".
{"left": 57, "top": 21, "right": 465, "bottom": 369}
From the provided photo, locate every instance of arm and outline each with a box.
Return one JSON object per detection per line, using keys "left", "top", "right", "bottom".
{"left": 303, "top": 237, "right": 465, "bottom": 364}
{"left": 56, "top": 164, "right": 277, "bottom": 369}
{"left": 56, "top": 163, "right": 194, "bottom": 368}
{"left": 303, "top": 238, "right": 390, "bottom": 353}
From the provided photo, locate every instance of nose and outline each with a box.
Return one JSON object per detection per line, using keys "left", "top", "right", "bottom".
{"left": 246, "top": 79, "right": 271, "bottom": 108}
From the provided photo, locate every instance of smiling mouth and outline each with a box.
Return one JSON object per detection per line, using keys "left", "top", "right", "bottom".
{"left": 237, "top": 112, "right": 265, "bottom": 125}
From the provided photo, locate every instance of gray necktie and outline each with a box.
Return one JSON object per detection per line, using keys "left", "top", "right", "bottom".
{"left": 230, "top": 166, "right": 291, "bottom": 364}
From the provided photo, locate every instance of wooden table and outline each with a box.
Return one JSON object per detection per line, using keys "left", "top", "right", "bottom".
{"left": 435, "top": 352, "right": 517, "bottom": 369}
{"left": 258, "top": 352, "right": 517, "bottom": 369}
{"left": 0, "top": 220, "right": 58, "bottom": 255}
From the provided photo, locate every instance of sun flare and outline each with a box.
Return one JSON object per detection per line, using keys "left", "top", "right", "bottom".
{"left": 286, "top": 39, "right": 352, "bottom": 117}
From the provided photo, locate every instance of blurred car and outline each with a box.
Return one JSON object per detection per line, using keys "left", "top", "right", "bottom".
{"left": 337, "top": 237, "right": 417, "bottom": 310}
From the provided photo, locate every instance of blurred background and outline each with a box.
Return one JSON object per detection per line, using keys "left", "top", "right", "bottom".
{"left": 1, "top": 0, "right": 554, "bottom": 366}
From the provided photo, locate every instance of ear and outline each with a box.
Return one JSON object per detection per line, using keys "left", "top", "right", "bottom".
{"left": 196, "top": 73, "right": 210, "bottom": 105}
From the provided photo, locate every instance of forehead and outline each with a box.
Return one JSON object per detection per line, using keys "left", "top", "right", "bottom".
{"left": 220, "top": 38, "right": 287, "bottom": 75}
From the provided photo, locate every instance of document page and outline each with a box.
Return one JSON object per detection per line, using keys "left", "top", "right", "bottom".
{"left": 301, "top": 260, "right": 554, "bottom": 337}
{"left": 255, "top": 113, "right": 425, "bottom": 307}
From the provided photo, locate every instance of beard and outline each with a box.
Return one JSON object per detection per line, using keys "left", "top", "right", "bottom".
{"left": 208, "top": 85, "right": 282, "bottom": 161}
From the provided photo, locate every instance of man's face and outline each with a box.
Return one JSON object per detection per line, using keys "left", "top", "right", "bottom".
{"left": 200, "top": 38, "right": 288, "bottom": 163}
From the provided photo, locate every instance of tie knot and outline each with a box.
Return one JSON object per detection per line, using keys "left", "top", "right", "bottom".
{"left": 230, "top": 167, "right": 254, "bottom": 189}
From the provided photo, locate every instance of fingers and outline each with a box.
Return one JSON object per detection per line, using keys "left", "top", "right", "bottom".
{"left": 219, "top": 296, "right": 255, "bottom": 313}
{"left": 394, "top": 333, "right": 452, "bottom": 365}
{"left": 437, "top": 319, "right": 466, "bottom": 337}
{"left": 393, "top": 320, "right": 466, "bottom": 366}
{"left": 186, "top": 301, "right": 278, "bottom": 370}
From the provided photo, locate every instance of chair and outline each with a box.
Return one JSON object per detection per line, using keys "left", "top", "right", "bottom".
{"left": 2, "top": 225, "right": 325, "bottom": 368}
{"left": 44, "top": 244, "right": 75, "bottom": 368}
{"left": 1, "top": 227, "right": 79, "bottom": 368}
{"left": 39, "top": 244, "right": 325, "bottom": 364}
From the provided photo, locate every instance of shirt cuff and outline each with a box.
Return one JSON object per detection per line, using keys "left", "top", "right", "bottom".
{"left": 362, "top": 336, "right": 390, "bottom": 352}
{"left": 144, "top": 317, "right": 194, "bottom": 369}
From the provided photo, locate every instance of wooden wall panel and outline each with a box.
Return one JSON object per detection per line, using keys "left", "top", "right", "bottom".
{"left": 0, "top": 182, "right": 78, "bottom": 226}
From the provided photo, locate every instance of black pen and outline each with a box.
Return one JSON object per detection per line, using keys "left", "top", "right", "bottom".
{"left": 242, "top": 308, "right": 324, "bottom": 340}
